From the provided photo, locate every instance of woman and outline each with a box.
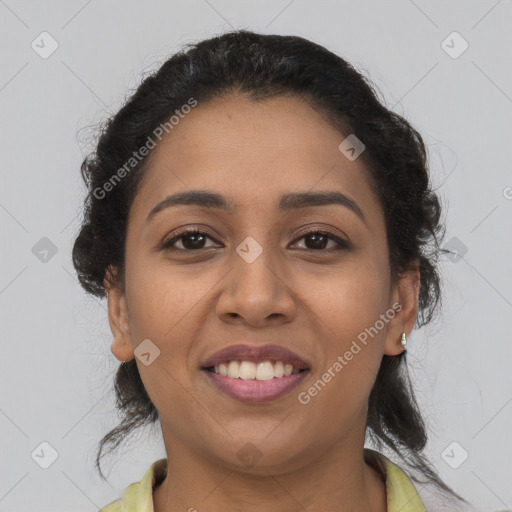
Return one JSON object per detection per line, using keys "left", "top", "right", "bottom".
{"left": 72, "top": 30, "right": 484, "bottom": 511}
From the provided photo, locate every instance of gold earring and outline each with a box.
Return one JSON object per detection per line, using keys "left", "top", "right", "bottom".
{"left": 401, "top": 332, "right": 407, "bottom": 348}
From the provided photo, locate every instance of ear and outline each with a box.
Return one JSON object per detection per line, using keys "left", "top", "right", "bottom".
{"left": 104, "top": 266, "right": 135, "bottom": 362}
{"left": 384, "top": 261, "right": 421, "bottom": 356}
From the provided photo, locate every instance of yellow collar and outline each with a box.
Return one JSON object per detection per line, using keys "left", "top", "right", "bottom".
{"left": 100, "top": 448, "right": 427, "bottom": 512}
{"left": 364, "top": 448, "right": 427, "bottom": 512}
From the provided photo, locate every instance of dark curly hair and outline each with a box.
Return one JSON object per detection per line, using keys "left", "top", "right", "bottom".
{"left": 72, "top": 29, "right": 467, "bottom": 505}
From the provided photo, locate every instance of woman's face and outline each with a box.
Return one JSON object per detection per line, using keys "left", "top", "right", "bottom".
{"left": 107, "top": 93, "right": 418, "bottom": 473}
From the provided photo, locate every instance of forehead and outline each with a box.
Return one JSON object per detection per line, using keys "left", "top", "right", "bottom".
{"left": 131, "top": 93, "right": 381, "bottom": 222}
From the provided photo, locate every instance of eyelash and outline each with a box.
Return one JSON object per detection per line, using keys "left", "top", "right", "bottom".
{"left": 160, "top": 227, "right": 350, "bottom": 253}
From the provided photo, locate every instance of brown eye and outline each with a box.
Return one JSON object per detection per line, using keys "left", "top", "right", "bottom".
{"left": 291, "top": 230, "right": 350, "bottom": 252}
{"left": 161, "top": 229, "right": 217, "bottom": 251}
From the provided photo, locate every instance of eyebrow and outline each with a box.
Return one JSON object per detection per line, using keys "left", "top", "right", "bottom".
{"left": 146, "top": 190, "right": 366, "bottom": 224}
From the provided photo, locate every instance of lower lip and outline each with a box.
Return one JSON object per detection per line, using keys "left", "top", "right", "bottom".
{"left": 202, "top": 369, "right": 310, "bottom": 403}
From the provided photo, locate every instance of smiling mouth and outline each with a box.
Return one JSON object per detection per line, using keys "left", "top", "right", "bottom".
{"left": 202, "top": 362, "right": 310, "bottom": 403}
{"left": 203, "top": 360, "right": 308, "bottom": 380}
{"left": 200, "top": 344, "right": 311, "bottom": 402}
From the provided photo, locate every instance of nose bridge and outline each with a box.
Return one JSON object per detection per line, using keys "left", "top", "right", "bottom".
{"left": 231, "top": 206, "right": 278, "bottom": 265}
{"left": 216, "top": 226, "right": 297, "bottom": 323}
{"left": 233, "top": 230, "right": 281, "bottom": 292}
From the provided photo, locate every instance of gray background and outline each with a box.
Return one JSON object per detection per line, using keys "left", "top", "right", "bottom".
{"left": 1, "top": 1, "right": 511, "bottom": 511}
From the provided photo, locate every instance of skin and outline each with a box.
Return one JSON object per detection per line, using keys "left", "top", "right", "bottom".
{"left": 104, "top": 93, "right": 420, "bottom": 512}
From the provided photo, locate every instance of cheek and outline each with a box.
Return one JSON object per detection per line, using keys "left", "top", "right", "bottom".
{"left": 125, "top": 254, "right": 203, "bottom": 339}
{"left": 124, "top": 256, "right": 221, "bottom": 387}
{"left": 297, "top": 254, "right": 390, "bottom": 394}
{"left": 301, "top": 251, "right": 390, "bottom": 337}
{"left": 124, "top": 263, "right": 206, "bottom": 424}
{"left": 295, "top": 270, "right": 389, "bottom": 432}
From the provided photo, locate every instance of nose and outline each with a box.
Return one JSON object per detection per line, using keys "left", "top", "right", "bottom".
{"left": 215, "top": 245, "right": 297, "bottom": 328}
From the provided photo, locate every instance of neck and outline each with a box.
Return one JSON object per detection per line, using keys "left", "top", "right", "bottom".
{"left": 153, "top": 429, "right": 387, "bottom": 512}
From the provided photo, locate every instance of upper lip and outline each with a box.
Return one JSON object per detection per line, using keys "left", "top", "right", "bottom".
{"left": 201, "top": 344, "right": 310, "bottom": 370}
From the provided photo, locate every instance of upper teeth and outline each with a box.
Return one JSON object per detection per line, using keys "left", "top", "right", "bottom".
{"left": 213, "top": 360, "right": 300, "bottom": 380}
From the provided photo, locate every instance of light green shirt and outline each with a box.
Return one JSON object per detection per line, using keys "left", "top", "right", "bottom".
{"left": 99, "top": 448, "right": 427, "bottom": 512}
